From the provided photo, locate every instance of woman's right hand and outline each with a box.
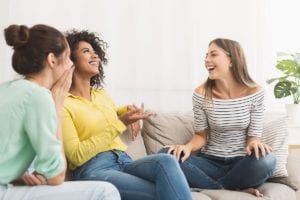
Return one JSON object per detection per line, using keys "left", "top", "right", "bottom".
{"left": 165, "top": 144, "right": 192, "bottom": 163}
{"left": 51, "top": 66, "right": 74, "bottom": 108}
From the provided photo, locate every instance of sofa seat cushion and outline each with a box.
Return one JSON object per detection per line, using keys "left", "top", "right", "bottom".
{"left": 191, "top": 183, "right": 296, "bottom": 200}
{"left": 191, "top": 192, "right": 212, "bottom": 200}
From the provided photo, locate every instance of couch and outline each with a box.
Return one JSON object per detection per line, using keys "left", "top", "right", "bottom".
{"left": 121, "top": 111, "right": 300, "bottom": 200}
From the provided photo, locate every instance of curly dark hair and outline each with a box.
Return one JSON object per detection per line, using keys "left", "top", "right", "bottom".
{"left": 65, "top": 29, "right": 108, "bottom": 88}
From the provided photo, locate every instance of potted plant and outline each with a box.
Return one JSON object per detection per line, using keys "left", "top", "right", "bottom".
{"left": 267, "top": 52, "right": 300, "bottom": 125}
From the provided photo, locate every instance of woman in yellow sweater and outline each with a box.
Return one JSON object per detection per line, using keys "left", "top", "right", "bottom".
{"left": 62, "top": 30, "right": 192, "bottom": 200}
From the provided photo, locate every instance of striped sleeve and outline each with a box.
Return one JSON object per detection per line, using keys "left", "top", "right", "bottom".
{"left": 192, "top": 93, "right": 208, "bottom": 133}
{"left": 248, "top": 91, "right": 265, "bottom": 137}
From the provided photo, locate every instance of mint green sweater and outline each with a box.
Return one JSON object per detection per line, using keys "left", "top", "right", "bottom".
{"left": 0, "top": 79, "right": 64, "bottom": 185}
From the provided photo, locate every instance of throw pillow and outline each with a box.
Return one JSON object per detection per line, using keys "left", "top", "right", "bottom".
{"left": 142, "top": 111, "right": 288, "bottom": 178}
{"left": 261, "top": 116, "right": 289, "bottom": 177}
{"left": 141, "top": 111, "right": 194, "bottom": 154}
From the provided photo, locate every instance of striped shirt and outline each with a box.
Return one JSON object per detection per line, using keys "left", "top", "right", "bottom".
{"left": 192, "top": 89, "right": 265, "bottom": 157}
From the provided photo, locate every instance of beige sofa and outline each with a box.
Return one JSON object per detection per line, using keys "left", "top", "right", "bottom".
{"left": 122, "top": 112, "right": 300, "bottom": 200}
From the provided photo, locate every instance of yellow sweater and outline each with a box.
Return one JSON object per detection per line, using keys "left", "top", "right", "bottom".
{"left": 62, "top": 89, "right": 128, "bottom": 170}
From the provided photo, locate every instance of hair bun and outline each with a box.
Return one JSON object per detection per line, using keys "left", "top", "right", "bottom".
{"left": 4, "top": 24, "right": 30, "bottom": 49}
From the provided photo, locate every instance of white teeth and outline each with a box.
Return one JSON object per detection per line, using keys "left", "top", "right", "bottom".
{"left": 207, "top": 66, "right": 215, "bottom": 70}
{"left": 89, "top": 61, "right": 98, "bottom": 65}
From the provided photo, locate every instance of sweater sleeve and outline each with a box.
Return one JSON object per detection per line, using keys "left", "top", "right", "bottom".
{"left": 24, "top": 92, "right": 64, "bottom": 179}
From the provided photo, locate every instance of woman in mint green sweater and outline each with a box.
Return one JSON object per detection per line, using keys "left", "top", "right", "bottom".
{"left": 0, "top": 24, "right": 120, "bottom": 200}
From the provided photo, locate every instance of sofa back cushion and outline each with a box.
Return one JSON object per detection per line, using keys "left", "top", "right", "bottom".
{"left": 141, "top": 112, "right": 194, "bottom": 154}
{"left": 141, "top": 111, "right": 288, "bottom": 178}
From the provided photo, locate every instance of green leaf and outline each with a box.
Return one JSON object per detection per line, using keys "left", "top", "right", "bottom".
{"left": 274, "top": 81, "right": 293, "bottom": 98}
{"left": 276, "top": 60, "right": 299, "bottom": 74}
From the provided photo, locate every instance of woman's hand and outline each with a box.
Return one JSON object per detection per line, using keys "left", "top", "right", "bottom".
{"left": 246, "top": 136, "right": 272, "bottom": 160}
{"left": 22, "top": 171, "right": 47, "bottom": 185}
{"left": 119, "top": 103, "right": 153, "bottom": 126}
{"left": 165, "top": 144, "right": 192, "bottom": 163}
{"left": 51, "top": 66, "right": 74, "bottom": 109}
{"left": 129, "top": 121, "right": 140, "bottom": 141}
{"left": 119, "top": 103, "right": 153, "bottom": 140}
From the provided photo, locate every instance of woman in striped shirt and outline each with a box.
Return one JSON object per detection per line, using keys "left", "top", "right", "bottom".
{"left": 165, "top": 38, "right": 276, "bottom": 197}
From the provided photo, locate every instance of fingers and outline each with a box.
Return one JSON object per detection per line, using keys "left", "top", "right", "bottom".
{"left": 174, "top": 146, "right": 183, "bottom": 161}
{"left": 181, "top": 151, "right": 190, "bottom": 162}
{"left": 52, "top": 65, "right": 74, "bottom": 91}
{"left": 246, "top": 146, "right": 252, "bottom": 156}
{"left": 165, "top": 145, "right": 184, "bottom": 162}
{"left": 247, "top": 142, "right": 272, "bottom": 160}
{"left": 22, "top": 172, "right": 46, "bottom": 185}
{"left": 130, "top": 122, "right": 140, "bottom": 141}
{"left": 265, "top": 144, "right": 272, "bottom": 153}
{"left": 63, "top": 66, "right": 75, "bottom": 90}
{"left": 51, "top": 66, "right": 74, "bottom": 106}
{"left": 254, "top": 144, "right": 259, "bottom": 160}
{"left": 259, "top": 143, "right": 266, "bottom": 157}
{"left": 33, "top": 171, "right": 47, "bottom": 185}
{"left": 140, "top": 102, "right": 144, "bottom": 113}
{"left": 165, "top": 145, "right": 176, "bottom": 154}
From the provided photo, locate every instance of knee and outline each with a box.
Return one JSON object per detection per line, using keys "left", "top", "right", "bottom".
{"left": 154, "top": 153, "right": 178, "bottom": 167}
{"left": 256, "top": 152, "right": 277, "bottom": 174}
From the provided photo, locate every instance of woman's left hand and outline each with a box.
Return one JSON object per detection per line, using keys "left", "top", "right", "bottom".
{"left": 130, "top": 121, "right": 140, "bottom": 141}
{"left": 246, "top": 136, "right": 272, "bottom": 160}
{"left": 22, "top": 171, "right": 47, "bottom": 185}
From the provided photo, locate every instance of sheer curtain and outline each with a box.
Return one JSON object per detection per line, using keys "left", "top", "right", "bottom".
{"left": 0, "top": 0, "right": 298, "bottom": 112}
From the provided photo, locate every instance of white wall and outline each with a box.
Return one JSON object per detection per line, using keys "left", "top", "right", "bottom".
{"left": 1, "top": 0, "right": 299, "bottom": 113}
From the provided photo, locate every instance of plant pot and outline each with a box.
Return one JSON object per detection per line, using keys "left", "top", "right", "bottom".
{"left": 285, "top": 104, "right": 300, "bottom": 126}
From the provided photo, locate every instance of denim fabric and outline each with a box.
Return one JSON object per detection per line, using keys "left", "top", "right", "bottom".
{"left": 159, "top": 148, "right": 276, "bottom": 190}
{"left": 0, "top": 181, "right": 120, "bottom": 200}
{"left": 73, "top": 150, "right": 192, "bottom": 200}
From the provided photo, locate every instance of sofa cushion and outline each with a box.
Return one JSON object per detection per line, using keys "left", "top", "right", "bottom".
{"left": 268, "top": 155, "right": 300, "bottom": 190}
{"left": 261, "top": 115, "right": 289, "bottom": 177}
{"left": 141, "top": 111, "right": 194, "bottom": 154}
{"left": 191, "top": 192, "right": 212, "bottom": 200}
{"left": 194, "top": 182, "right": 296, "bottom": 200}
{"left": 141, "top": 111, "right": 289, "bottom": 178}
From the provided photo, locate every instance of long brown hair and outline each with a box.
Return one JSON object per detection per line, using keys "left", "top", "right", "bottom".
{"left": 204, "top": 38, "right": 256, "bottom": 100}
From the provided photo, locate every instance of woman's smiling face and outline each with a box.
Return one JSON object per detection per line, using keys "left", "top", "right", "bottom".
{"left": 205, "top": 42, "right": 232, "bottom": 80}
{"left": 73, "top": 41, "right": 101, "bottom": 77}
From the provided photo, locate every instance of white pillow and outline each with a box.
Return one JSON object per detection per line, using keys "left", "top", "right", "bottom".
{"left": 142, "top": 112, "right": 288, "bottom": 178}
{"left": 261, "top": 116, "right": 288, "bottom": 177}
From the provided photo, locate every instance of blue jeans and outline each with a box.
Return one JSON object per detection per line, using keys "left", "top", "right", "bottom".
{"left": 72, "top": 150, "right": 192, "bottom": 200}
{"left": 159, "top": 148, "right": 276, "bottom": 190}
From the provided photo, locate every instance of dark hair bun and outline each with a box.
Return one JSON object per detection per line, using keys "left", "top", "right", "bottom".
{"left": 4, "top": 25, "right": 29, "bottom": 49}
